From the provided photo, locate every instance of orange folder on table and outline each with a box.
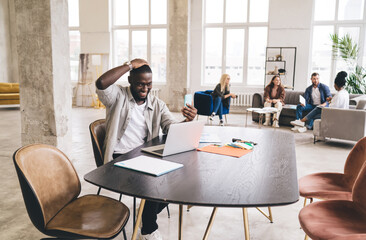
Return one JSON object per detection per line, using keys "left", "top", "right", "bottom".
{"left": 197, "top": 145, "right": 252, "bottom": 158}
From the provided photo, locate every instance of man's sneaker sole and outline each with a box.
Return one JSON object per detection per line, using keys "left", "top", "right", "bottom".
{"left": 297, "top": 127, "right": 307, "bottom": 133}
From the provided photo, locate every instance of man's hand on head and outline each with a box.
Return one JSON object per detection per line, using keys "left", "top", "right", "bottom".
{"left": 131, "top": 59, "right": 149, "bottom": 69}
{"left": 181, "top": 103, "right": 197, "bottom": 122}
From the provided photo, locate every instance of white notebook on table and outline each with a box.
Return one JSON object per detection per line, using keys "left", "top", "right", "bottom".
{"left": 114, "top": 155, "right": 183, "bottom": 177}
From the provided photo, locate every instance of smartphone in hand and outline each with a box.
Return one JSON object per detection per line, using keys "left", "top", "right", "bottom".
{"left": 184, "top": 94, "right": 193, "bottom": 107}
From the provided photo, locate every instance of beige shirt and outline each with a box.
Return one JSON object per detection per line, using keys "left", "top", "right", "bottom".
{"left": 96, "top": 85, "right": 177, "bottom": 163}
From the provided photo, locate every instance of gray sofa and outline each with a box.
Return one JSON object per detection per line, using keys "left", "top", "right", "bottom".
{"left": 313, "top": 99, "right": 366, "bottom": 143}
{"left": 252, "top": 90, "right": 362, "bottom": 126}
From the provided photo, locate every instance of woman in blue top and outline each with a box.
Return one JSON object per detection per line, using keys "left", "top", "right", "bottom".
{"left": 209, "top": 74, "right": 237, "bottom": 126}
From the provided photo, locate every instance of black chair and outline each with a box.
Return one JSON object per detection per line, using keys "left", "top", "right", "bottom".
{"left": 13, "top": 144, "right": 129, "bottom": 239}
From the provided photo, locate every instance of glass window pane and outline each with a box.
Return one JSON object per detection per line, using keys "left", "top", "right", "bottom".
{"left": 314, "top": 0, "right": 336, "bottom": 21}
{"left": 204, "top": 28, "right": 223, "bottom": 84}
{"left": 69, "top": 31, "right": 80, "bottom": 82}
{"left": 249, "top": 0, "right": 269, "bottom": 22}
{"left": 151, "top": 0, "right": 167, "bottom": 24}
{"left": 226, "top": 0, "right": 247, "bottom": 23}
{"left": 114, "top": 30, "right": 129, "bottom": 81}
{"left": 205, "top": 0, "right": 224, "bottom": 23}
{"left": 311, "top": 26, "right": 334, "bottom": 85}
{"left": 114, "top": 0, "right": 128, "bottom": 25}
{"left": 68, "top": 0, "right": 79, "bottom": 27}
{"left": 226, "top": 29, "right": 245, "bottom": 83}
{"left": 132, "top": 30, "right": 147, "bottom": 59}
{"left": 131, "top": 0, "right": 149, "bottom": 25}
{"left": 151, "top": 29, "right": 167, "bottom": 83}
{"left": 336, "top": 27, "right": 360, "bottom": 74}
{"left": 338, "top": 0, "right": 364, "bottom": 20}
{"left": 247, "top": 27, "right": 267, "bottom": 85}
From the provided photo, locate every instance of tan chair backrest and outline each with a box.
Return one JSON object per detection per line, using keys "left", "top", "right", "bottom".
{"left": 89, "top": 119, "right": 106, "bottom": 167}
{"left": 13, "top": 144, "right": 81, "bottom": 228}
{"left": 344, "top": 137, "right": 366, "bottom": 188}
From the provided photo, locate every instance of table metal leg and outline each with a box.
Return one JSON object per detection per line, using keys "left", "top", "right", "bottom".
{"left": 179, "top": 204, "right": 183, "bottom": 240}
{"left": 242, "top": 208, "right": 250, "bottom": 240}
{"left": 132, "top": 199, "right": 146, "bottom": 240}
{"left": 255, "top": 207, "right": 273, "bottom": 223}
{"left": 258, "top": 114, "right": 263, "bottom": 129}
{"left": 202, "top": 207, "right": 218, "bottom": 240}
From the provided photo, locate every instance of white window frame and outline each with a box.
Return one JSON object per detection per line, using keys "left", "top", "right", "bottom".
{"left": 311, "top": 0, "right": 366, "bottom": 87}
{"left": 202, "top": 0, "right": 268, "bottom": 87}
{"left": 111, "top": 0, "right": 168, "bottom": 83}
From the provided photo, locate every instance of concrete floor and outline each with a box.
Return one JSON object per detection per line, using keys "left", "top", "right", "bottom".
{"left": 0, "top": 107, "right": 355, "bottom": 240}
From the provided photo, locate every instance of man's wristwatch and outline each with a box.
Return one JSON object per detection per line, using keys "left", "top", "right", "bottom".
{"left": 123, "top": 61, "right": 133, "bottom": 71}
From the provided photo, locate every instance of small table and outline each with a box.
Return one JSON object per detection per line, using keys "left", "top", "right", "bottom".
{"left": 84, "top": 127, "right": 298, "bottom": 240}
{"left": 246, "top": 107, "right": 279, "bottom": 128}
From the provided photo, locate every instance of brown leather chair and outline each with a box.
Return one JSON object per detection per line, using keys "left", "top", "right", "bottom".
{"left": 299, "top": 157, "right": 366, "bottom": 240}
{"left": 299, "top": 137, "right": 366, "bottom": 206}
{"left": 13, "top": 144, "right": 130, "bottom": 239}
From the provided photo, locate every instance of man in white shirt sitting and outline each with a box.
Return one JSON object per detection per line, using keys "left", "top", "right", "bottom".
{"left": 96, "top": 58, "right": 197, "bottom": 240}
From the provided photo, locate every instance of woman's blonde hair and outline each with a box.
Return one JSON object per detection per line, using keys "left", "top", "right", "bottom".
{"left": 219, "top": 74, "right": 230, "bottom": 92}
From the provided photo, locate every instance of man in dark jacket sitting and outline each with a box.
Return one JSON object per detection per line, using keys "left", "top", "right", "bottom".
{"left": 293, "top": 72, "right": 331, "bottom": 131}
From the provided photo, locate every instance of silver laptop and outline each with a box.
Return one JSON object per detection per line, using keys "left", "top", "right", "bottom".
{"left": 141, "top": 121, "right": 205, "bottom": 157}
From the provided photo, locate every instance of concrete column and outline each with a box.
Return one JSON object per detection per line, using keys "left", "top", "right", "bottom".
{"left": 14, "top": 0, "right": 72, "bottom": 154}
{"left": 163, "top": 0, "right": 190, "bottom": 111}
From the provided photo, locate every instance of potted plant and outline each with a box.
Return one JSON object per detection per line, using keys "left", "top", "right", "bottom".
{"left": 330, "top": 33, "right": 366, "bottom": 94}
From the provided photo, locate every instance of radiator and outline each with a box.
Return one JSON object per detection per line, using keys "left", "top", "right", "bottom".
{"left": 231, "top": 93, "right": 253, "bottom": 107}
{"left": 150, "top": 88, "right": 160, "bottom": 98}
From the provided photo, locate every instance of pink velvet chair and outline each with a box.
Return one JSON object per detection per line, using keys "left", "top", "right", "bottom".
{"left": 299, "top": 137, "right": 366, "bottom": 206}
{"left": 299, "top": 156, "right": 366, "bottom": 240}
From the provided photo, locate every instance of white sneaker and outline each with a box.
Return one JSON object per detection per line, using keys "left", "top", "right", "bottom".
{"left": 219, "top": 120, "right": 224, "bottom": 126}
{"left": 272, "top": 120, "right": 279, "bottom": 128}
{"left": 290, "top": 119, "right": 305, "bottom": 127}
{"left": 263, "top": 121, "right": 270, "bottom": 126}
{"left": 209, "top": 113, "right": 215, "bottom": 121}
{"left": 297, "top": 127, "right": 307, "bottom": 133}
{"left": 140, "top": 229, "right": 163, "bottom": 240}
{"left": 291, "top": 126, "right": 300, "bottom": 131}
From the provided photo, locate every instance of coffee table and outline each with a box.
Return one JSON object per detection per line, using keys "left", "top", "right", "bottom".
{"left": 246, "top": 107, "right": 279, "bottom": 128}
{"left": 84, "top": 126, "right": 298, "bottom": 239}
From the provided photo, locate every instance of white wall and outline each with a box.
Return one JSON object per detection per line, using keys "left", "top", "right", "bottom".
{"left": 267, "top": 0, "right": 313, "bottom": 91}
{"left": 79, "top": 0, "right": 110, "bottom": 54}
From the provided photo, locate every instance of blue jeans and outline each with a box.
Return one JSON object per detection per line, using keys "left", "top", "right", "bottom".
{"left": 212, "top": 97, "right": 223, "bottom": 120}
{"left": 304, "top": 106, "right": 323, "bottom": 122}
{"left": 296, "top": 104, "right": 316, "bottom": 128}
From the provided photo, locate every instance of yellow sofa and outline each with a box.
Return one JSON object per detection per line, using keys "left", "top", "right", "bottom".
{"left": 0, "top": 83, "right": 20, "bottom": 105}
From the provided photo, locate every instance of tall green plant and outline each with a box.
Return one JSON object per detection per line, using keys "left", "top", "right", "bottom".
{"left": 330, "top": 33, "right": 366, "bottom": 94}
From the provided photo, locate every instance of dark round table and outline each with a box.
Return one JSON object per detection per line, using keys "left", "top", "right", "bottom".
{"left": 85, "top": 126, "right": 299, "bottom": 239}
